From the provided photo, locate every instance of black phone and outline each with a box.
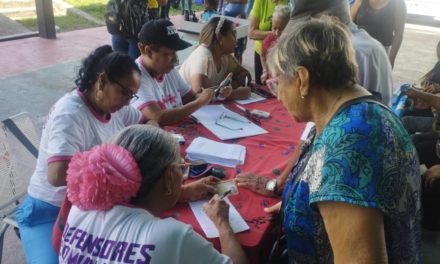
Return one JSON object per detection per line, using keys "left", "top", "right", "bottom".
{"left": 254, "top": 87, "right": 275, "bottom": 98}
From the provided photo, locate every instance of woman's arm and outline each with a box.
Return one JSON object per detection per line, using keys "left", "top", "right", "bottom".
{"left": 48, "top": 160, "right": 69, "bottom": 186}
{"left": 248, "top": 16, "right": 271, "bottom": 40}
{"left": 140, "top": 89, "right": 213, "bottom": 126}
{"left": 406, "top": 88, "right": 440, "bottom": 111}
{"left": 204, "top": 195, "right": 248, "bottom": 264}
{"left": 190, "top": 74, "right": 211, "bottom": 93}
{"left": 350, "top": 0, "right": 363, "bottom": 22}
{"left": 318, "top": 202, "right": 388, "bottom": 264}
{"left": 389, "top": 0, "right": 407, "bottom": 68}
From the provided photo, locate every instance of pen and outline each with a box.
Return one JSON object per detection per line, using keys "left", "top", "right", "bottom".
{"left": 220, "top": 189, "right": 232, "bottom": 199}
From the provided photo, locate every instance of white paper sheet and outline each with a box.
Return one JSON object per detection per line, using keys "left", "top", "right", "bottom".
{"left": 189, "top": 197, "right": 250, "bottom": 238}
{"left": 191, "top": 105, "right": 267, "bottom": 140}
{"left": 186, "top": 137, "right": 246, "bottom": 167}
{"left": 234, "top": 92, "right": 266, "bottom": 105}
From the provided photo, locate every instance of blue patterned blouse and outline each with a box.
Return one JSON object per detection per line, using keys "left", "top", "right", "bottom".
{"left": 282, "top": 101, "right": 421, "bottom": 263}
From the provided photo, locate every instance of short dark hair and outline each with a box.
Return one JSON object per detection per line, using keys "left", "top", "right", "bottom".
{"left": 75, "top": 45, "right": 140, "bottom": 92}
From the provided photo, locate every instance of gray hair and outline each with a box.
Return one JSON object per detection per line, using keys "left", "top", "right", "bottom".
{"left": 268, "top": 16, "right": 358, "bottom": 89}
{"left": 272, "top": 5, "right": 291, "bottom": 21}
{"left": 110, "top": 124, "right": 180, "bottom": 202}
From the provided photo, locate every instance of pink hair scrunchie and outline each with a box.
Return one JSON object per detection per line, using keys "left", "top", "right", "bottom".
{"left": 67, "top": 144, "right": 142, "bottom": 211}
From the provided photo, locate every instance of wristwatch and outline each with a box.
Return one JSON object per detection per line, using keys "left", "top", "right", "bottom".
{"left": 265, "top": 179, "right": 277, "bottom": 193}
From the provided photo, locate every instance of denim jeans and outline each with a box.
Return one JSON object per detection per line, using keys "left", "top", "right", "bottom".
{"left": 181, "top": 0, "right": 192, "bottom": 14}
{"left": 111, "top": 34, "right": 140, "bottom": 60}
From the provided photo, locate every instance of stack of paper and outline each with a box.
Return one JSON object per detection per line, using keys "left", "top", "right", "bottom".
{"left": 234, "top": 92, "right": 266, "bottom": 105}
{"left": 186, "top": 137, "right": 246, "bottom": 167}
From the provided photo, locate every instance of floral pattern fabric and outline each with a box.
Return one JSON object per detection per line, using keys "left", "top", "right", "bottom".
{"left": 282, "top": 101, "right": 421, "bottom": 263}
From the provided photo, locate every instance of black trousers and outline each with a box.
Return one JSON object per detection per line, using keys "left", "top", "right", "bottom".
{"left": 254, "top": 51, "right": 263, "bottom": 85}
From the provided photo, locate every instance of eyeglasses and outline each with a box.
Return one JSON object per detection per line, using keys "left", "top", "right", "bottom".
{"left": 214, "top": 111, "right": 249, "bottom": 131}
{"left": 111, "top": 79, "right": 139, "bottom": 102}
{"left": 176, "top": 161, "right": 190, "bottom": 179}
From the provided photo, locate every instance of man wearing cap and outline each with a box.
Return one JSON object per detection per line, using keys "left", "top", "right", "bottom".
{"left": 132, "top": 19, "right": 215, "bottom": 126}
{"left": 288, "top": 0, "right": 394, "bottom": 105}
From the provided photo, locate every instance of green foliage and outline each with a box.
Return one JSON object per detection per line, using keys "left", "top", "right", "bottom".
{"left": 17, "top": 14, "right": 100, "bottom": 32}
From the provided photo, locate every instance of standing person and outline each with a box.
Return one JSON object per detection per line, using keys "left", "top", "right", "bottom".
{"left": 159, "top": 0, "right": 170, "bottom": 19}
{"left": 181, "top": 0, "right": 192, "bottom": 15}
{"left": 59, "top": 125, "right": 248, "bottom": 264}
{"left": 201, "top": 0, "right": 219, "bottom": 22}
{"left": 267, "top": 16, "right": 420, "bottom": 263}
{"left": 105, "top": 0, "right": 148, "bottom": 59}
{"left": 222, "top": 0, "right": 248, "bottom": 63}
{"left": 248, "top": 0, "right": 288, "bottom": 84}
{"left": 132, "top": 19, "right": 216, "bottom": 126}
{"left": 179, "top": 17, "right": 251, "bottom": 100}
{"left": 259, "top": 5, "right": 290, "bottom": 84}
{"left": 16, "top": 45, "right": 146, "bottom": 264}
{"left": 351, "top": 0, "right": 407, "bottom": 68}
{"left": 234, "top": 0, "right": 396, "bottom": 208}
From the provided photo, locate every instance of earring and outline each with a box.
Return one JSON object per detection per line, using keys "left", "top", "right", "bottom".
{"left": 301, "top": 95, "right": 305, "bottom": 99}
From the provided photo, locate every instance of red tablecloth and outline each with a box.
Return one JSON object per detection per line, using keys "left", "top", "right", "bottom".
{"left": 163, "top": 98, "right": 305, "bottom": 263}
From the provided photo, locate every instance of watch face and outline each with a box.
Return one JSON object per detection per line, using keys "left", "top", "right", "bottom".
{"left": 266, "top": 179, "right": 276, "bottom": 191}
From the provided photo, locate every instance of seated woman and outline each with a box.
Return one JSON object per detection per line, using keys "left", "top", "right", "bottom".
{"left": 179, "top": 17, "right": 252, "bottom": 100}
{"left": 59, "top": 125, "right": 247, "bottom": 264}
{"left": 243, "top": 16, "right": 421, "bottom": 262}
{"left": 16, "top": 45, "right": 147, "bottom": 264}
{"left": 405, "top": 87, "right": 440, "bottom": 231}
{"left": 259, "top": 5, "right": 290, "bottom": 84}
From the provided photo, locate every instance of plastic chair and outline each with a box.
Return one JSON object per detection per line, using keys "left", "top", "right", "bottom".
{"left": 0, "top": 113, "right": 40, "bottom": 262}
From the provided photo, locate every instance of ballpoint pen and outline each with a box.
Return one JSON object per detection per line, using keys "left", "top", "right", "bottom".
{"left": 235, "top": 104, "right": 262, "bottom": 125}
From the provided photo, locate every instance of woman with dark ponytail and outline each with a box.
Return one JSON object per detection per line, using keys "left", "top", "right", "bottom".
{"left": 16, "top": 45, "right": 146, "bottom": 264}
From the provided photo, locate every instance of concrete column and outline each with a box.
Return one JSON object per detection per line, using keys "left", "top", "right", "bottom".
{"left": 35, "top": 0, "right": 56, "bottom": 39}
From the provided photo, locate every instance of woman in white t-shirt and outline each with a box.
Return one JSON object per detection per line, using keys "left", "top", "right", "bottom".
{"left": 179, "top": 17, "right": 252, "bottom": 100}
{"left": 16, "top": 45, "right": 147, "bottom": 264}
{"left": 59, "top": 125, "right": 248, "bottom": 264}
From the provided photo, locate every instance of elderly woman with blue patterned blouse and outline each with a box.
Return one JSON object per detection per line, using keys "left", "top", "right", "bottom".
{"left": 267, "top": 17, "right": 421, "bottom": 263}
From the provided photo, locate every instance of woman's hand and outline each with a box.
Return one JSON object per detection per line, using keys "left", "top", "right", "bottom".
{"left": 424, "top": 83, "right": 440, "bottom": 94}
{"left": 203, "top": 194, "right": 230, "bottom": 226}
{"left": 424, "top": 165, "right": 440, "bottom": 188}
{"left": 196, "top": 88, "right": 214, "bottom": 106}
{"left": 264, "top": 201, "right": 281, "bottom": 215}
{"left": 180, "top": 176, "right": 220, "bottom": 201}
{"left": 220, "top": 85, "right": 233, "bottom": 98}
{"left": 405, "top": 87, "right": 423, "bottom": 99}
{"left": 235, "top": 172, "right": 276, "bottom": 197}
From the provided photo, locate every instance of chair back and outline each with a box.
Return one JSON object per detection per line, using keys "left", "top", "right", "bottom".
{"left": 0, "top": 113, "right": 40, "bottom": 218}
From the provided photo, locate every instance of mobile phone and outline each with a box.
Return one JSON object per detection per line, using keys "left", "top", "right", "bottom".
{"left": 254, "top": 87, "right": 275, "bottom": 98}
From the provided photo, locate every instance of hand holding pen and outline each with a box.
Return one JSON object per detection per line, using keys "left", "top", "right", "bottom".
{"left": 203, "top": 194, "right": 230, "bottom": 226}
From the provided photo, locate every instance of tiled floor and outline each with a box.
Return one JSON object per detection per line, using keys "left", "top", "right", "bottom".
{"left": 0, "top": 21, "right": 439, "bottom": 264}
